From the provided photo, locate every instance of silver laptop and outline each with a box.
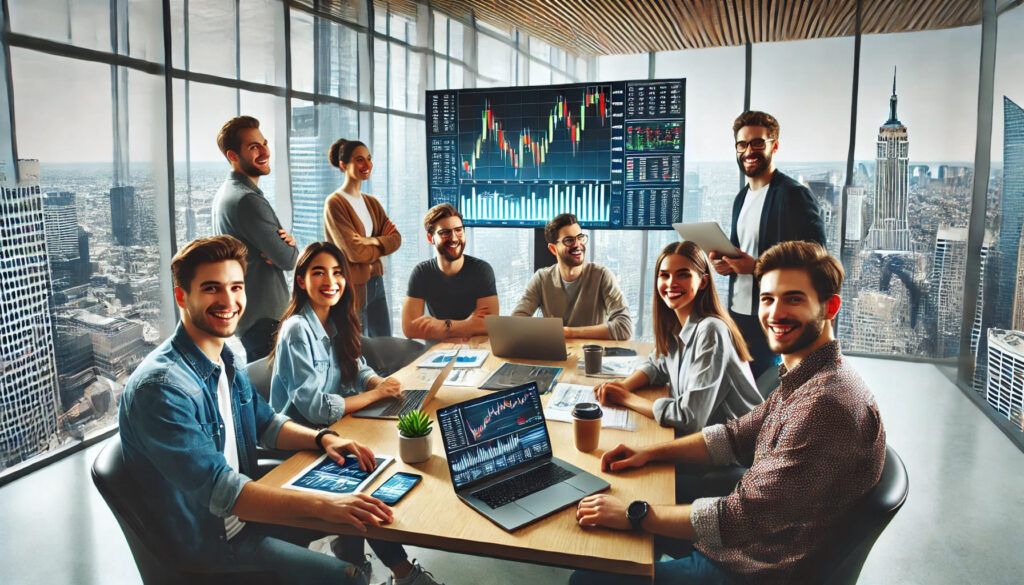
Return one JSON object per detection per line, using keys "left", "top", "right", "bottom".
{"left": 353, "top": 349, "right": 459, "bottom": 419}
{"left": 485, "top": 315, "right": 568, "bottom": 361}
{"left": 437, "top": 382, "right": 609, "bottom": 531}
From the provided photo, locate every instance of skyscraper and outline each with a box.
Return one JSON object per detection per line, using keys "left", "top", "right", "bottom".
{"left": 109, "top": 185, "right": 137, "bottom": 246}
{"left": 996, "top": 96, "right": 1024, "bottom": 330}
{"left": 865, "top": 71, "right": 912, "bottom": 253}
{"left": 933, "top": 227, "right": 995, "bottom": 358}
{"left": 0, "top": 159, "right": 62, "bottom": 470}
{"left": 43, "top": 192, "right": 79, "bottom": 258}
{"left": 984, "top": 328, "right": 1024, "bottom": 431}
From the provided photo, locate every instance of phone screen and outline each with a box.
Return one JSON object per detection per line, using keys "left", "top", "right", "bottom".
{"left": 371, "top": 472, "right": 422, "bottom": 505}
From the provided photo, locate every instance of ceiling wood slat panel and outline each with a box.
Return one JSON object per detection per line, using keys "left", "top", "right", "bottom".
{"left": 424, "top": 0, "right": 980, "bottom": 57}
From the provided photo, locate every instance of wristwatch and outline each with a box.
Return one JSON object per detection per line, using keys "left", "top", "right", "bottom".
{"left": 315, "top": 429, "right": 339, "bottom": 452}
{"left": 627, "top": 500, "right": 649, "bottom": 531}
{"left": 444, "top": 319, "right": 453, "bottom": 332}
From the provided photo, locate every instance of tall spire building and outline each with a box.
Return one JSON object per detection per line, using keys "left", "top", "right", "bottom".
{"left": 866, "top": 69, "right": 913, "bottom": 252}
{"left": 0, "top": 160, "right": 62, "bottom": 470}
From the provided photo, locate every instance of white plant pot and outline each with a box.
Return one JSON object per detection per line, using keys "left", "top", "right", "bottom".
{"left": 398, "top": 428, "right": 432, "bottom": 464}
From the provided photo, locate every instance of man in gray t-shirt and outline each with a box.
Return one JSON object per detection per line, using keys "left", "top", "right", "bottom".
{"left": 513, "top": 213, "right": 632, "bottom": 340}
{"left": 211, "top": 116, "right": 297, "bottom": 361}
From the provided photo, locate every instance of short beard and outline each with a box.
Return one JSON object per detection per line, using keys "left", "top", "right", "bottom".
{"left": 240, "top": 157, "right": 270, "bottom": 177}
{"left": 559, "top": 247, "right": 585, "bottom": 267}
{"left": 737, "top": 152, "right": 769, "bottom": 178}
{"left": 439, "top": 243, "right": 463, "bottom": 262}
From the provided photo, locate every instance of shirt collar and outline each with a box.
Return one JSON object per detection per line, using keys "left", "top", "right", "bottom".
{"left": 300, "top": 303, "right": 335, "bottom": 343}
{"left": 170, "top": 321, "right": 236, "bottom": 382}
{"left": 777, "top": 340, "right": 842, "bottom": 395}
{"left": 677, "top": 314, "right": 701, "bottom": 348}
{"left": 228, "top": 170, "right": 263, "bottom": 197}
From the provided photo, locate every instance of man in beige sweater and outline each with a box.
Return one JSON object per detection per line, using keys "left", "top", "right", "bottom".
{"left": 512, "top": 214, "right": 632, "bottom": 340}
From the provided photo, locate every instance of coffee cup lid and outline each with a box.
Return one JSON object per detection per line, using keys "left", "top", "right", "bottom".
{"left": 572, "top": 402, "right": 603, "bottom": 420}
{"left": 582, "top": 344, "right": 604, "bottom": 353}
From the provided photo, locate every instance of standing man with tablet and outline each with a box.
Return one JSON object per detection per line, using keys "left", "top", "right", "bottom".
{"left": 709, "top": 111, "right": 826, "bottom": 378}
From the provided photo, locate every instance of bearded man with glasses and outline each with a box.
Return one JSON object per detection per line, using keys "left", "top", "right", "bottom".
{"left": 708, "top": 110, "right": 826, "bottom": 380}
{"left": 512, "top": 213, "right": 633, "bottom": 340}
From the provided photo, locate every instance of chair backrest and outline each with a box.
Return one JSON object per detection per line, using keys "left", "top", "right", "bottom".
{"left": 359, "top": 335, "right": 427, "bottom": 377}
{"left": 91, "top": 436, "right": 186, "bottom": 585}
{"left": 246, "top": 356, "right": 272, "bottom": 402}
{"left": 820, "top": 444, "right": 909, "bottom": 585}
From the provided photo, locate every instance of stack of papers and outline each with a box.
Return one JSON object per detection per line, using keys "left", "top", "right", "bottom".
{"left": 544, "top": 383, "right": 635, "bottom": 431}
{"left": 417, "top": 349, "right": 490, "bottom": 368}
{"left": 576, "top": 356, "right": 646, "bottom": 378}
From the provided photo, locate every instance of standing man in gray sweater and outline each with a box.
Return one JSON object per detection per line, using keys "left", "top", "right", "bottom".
{"left": 513, "top": 213, "right": 633, "bottom": 340}
{"left": 211, "top": 116, "right": 298, "bottom": 362}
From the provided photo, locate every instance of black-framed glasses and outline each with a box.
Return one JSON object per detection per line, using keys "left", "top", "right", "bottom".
{"left": 559, "top": 233, "right": 588, "bottom": 247}
{"left": 735, "top": 138, "right": 776, "bottom": 153}
{"left": 435, "top": 226, "right": 465, "bottom": 239}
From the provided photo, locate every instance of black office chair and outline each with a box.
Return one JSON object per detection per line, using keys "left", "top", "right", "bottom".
{"left": 360, "top": 335, "right": 427, "bottom": 377}
{"left": 91, "top": 436, "right": 277, "bottom": 585}
{"left": 245, "top": 356, "right": 295, "bottom": 466}
{"left": 819, "top": 444, "right": 909, "bottom": 585}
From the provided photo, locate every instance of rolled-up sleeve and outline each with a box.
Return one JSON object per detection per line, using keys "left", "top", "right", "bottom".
{"left": 273, "top": 326, "right": 346, "bottom": 425}
{"left": 127, "top": 382, "right": 250, "bottom": 519}
{"left": 690, "top": 496, "right": 724, "bottom": 548}
{"left": 651, "top": 321, "right": 730, "bottom": 432}
{"left": 355, "top": 357, "right": 377, "bottom": 392}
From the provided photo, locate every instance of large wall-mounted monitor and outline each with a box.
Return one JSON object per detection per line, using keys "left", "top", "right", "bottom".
{"left": 426, "top": 78, "right": 685, "bottom": 229}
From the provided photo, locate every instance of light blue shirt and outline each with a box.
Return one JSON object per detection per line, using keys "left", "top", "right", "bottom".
{"left": 270, "top": 304, "right": 376, "bottom": 426}
{"left": 638, "top": 315, "right": 763, "bottom": 434}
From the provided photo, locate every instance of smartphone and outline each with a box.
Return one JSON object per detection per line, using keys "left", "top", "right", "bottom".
{"left": 370, "top": 472, "right": 422, "bottom": 505}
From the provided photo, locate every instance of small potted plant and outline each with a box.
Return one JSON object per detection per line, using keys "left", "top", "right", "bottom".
{"left": 397, "top": 410, "right": 433, "bottom": 464}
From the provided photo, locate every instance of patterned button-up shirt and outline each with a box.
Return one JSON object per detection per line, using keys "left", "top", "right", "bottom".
{"left": 690, "top": 341, "right": 885, "bottom": 584}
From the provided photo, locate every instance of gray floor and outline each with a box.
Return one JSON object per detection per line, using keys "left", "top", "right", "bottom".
{"left": 1, "top": 356, "right": 1022, "bottom": 584}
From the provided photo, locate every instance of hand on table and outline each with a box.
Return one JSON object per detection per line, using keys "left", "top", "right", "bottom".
{"left": 576, "top": 493, "right": 630, "bottom": 530}
{"left": 320, "top": 492, "right": 394, "bottom": 532}
{"left": 593, "top": 380, "right": 630, "bottom": 407}
{"left": 600, "top": 443, "right": 651, "bottom": 473}
{"left": 374, "top": 377, "right": 403, "bottom": 399}
{"left": 412, "top": 315, "right": 448, "bottom": 338}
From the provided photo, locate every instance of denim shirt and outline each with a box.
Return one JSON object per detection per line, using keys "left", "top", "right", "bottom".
{"left": 270, "top": 304, "right": 376, "bottom": 427}
{"left": 639, "top": 315, "right": 763, "bottom": 434}
{"left": 118, "top": 323, "right": 287, "bottom": 564}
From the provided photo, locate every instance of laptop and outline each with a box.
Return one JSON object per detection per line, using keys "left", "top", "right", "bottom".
{"left": 353, "top": 349, "right": 459, "bottom": 419}
{"left": 437, "top": 382, "right": 609, "bottom": 531}
{"left": 485, "top": 315, "right": 568, "bottom": 361}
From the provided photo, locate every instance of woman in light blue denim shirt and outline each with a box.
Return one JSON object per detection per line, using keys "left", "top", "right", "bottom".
{"left": 594, "top": 241, "right": 762, "bottom": 434}
{"left": 269, "top": 242, "right": 443, "bottom": 585}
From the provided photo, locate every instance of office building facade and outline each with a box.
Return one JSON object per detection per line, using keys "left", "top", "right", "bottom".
{"left": 0, "top": 160, "right": 62, "bottom": 471}
{"left": 985, "top": 328, "right": 1024, "bottom": 431}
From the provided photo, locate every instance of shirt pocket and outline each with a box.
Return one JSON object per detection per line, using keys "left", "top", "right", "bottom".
{"left": 198, "top": 421, "right": 222, "bottom": 447}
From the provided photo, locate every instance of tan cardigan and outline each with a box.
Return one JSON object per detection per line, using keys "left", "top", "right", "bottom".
{"left": 323, "top": 191, "right": 402, "bottom": 309}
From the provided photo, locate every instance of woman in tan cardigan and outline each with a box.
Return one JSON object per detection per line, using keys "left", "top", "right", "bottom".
{"left": 324, "top": 139, "right": 402, "bottom": 336}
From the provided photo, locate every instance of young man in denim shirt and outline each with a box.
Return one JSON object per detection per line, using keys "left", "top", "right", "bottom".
{"left": 118, "top": 235, "right": 391, "bottom": 585}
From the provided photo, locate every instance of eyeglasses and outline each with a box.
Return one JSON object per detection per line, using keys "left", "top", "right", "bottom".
{"left": 435, "top": 226, "right": 464, "bottom": 239}
{"left": 559, "top": 233, "right": 588, "bottom": 247}
{"left": 735, "top": 138, "right": 776, "bottom": 153}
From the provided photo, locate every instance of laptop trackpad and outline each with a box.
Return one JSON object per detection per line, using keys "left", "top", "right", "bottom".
{"left": 516, "top": 481, "right": 585, "bottom": 515}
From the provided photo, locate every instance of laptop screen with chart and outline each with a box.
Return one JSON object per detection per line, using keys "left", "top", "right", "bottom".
{"left": 438, "top": 383, "right": 552, "bottom": 490}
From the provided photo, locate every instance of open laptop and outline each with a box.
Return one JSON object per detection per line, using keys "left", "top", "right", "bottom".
{"left": 485, "top": 315, "right": 568, "bottom": 361}
{"left": 437, "top": 381, "right": 609, "bottom": 531}
{"left": 353, "top": 349, "right": 459, "bottom": 419}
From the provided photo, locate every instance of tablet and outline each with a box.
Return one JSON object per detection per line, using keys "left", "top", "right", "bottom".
{"left": 671, "top": 222, "right": 740, "bottom": 257}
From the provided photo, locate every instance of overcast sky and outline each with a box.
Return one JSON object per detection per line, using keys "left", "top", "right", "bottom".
{"left": 8, "top": 4, "right": 1024, "bottom": 164}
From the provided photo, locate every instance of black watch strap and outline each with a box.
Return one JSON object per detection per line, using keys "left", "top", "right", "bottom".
{"left": 628, "top": 500, "right": 649, "bottom": 531}
{"left": 315, "top": 429, "right": 339, "bottom": 452}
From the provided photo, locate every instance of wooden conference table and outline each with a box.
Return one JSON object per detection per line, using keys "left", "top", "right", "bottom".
{"left": 257, "top": 336, "right": 674, "bottom": 577}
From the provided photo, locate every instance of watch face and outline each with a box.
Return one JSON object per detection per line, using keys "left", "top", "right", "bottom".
{"left": 628, "top": 500, "right": 648, "bottom": 518}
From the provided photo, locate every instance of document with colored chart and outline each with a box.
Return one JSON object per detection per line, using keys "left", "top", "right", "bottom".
{"left": 544, "top": 383, "right": 635, "bottom": 431}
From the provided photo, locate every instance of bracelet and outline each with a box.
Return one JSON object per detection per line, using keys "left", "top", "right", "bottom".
{"left": 315, "top": 429, "right": 339, "bottom": 452}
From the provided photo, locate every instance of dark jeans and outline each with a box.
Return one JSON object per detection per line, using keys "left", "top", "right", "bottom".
{"left": 361, "top": 275, "right": 392, "bottom": 338}
{"left": 570, "top": 541, "right": 743, "bottom": 585}
{"left": 729, "top": 310, "right": 777, "bottom": 380}
{"left": 241, "top": 317, "right": 279, "bottom": 363}
{"left": 226, "top": 523, "right": 367, "bottom": 585}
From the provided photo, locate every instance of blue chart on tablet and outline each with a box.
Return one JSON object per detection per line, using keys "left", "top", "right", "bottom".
{"left": 426, "top": 78, "right": 685, "bottom": 229}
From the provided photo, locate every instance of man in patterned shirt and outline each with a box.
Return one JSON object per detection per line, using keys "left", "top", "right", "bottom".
{"left": 570, "top": 241, "right": 885, "bottom": 585}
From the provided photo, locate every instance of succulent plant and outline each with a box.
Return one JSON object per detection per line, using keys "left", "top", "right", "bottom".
{"left": 397, "top": 410, "right": 433, "bottom": 438}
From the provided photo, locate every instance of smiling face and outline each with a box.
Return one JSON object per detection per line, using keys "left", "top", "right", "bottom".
{"left": 735, "top": 124, "right": 777, "bottom": 180}
{"left": 430, "top": 215, "right": 466, "bottom": 262}
{"left": 657, "top": 253, "right": 707, "bottom": 317}
{"left": 176, "top": 260, "right": 246, "bottom": 343}
{"left": 298, "top": 251, "right": 346, "bottom": 312}
{"left": 553, "top": 223, "right": 586, "bottom": 268}
{"left": 341, "top": 145, "right": 373, "bottom": 183}
{"left": 758, "top": 267, "right": 835, "bottom": 360}
{"left": 230, "top": 127, "right": 271, "bottom": 178}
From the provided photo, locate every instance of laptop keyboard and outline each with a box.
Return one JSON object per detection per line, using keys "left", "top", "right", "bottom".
{"left": 378, "top": 389, "right": 427, "bottom": 417}
{"left": 472, "top": 462, "right": 576, "bottom": 509}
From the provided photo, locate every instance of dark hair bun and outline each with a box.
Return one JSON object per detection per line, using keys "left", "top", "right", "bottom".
{"left": 328, "top": 138, "right": 348, "bottom": 168}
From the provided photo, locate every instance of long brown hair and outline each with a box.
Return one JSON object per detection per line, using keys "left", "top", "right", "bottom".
{"left": 652, "top": 241, "right": 751, "bottom": 362}
{"left": 269, "top": 242, "right": 362, "bottom": 380}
